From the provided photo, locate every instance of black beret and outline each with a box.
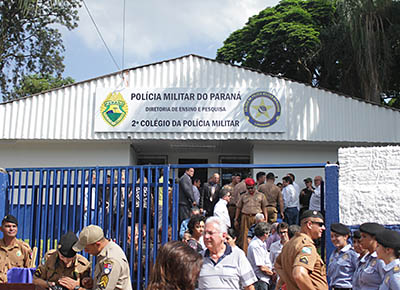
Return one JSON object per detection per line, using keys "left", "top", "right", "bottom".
{"left": 359, "top": 222, "right": 385, "bottom": 236}
{"left": 300, "top": 210, "right": 324, "bottom": 221}
{"left": 58, "top": 231, "right": 78, "bottom": 258}
{"left": 352, "top": 230, "right": 361, "bottom": 239}
{"left": 2, "top": 214, "right": 18, "bottom": 225}
{"left": 331, "top": 223, "right": 350, "bottom": 236}
{"left": 303, "top": 177, "right": 313, "bottom": 183}
{"left": 376, "top": 229, "right": 400, "bottom": 249}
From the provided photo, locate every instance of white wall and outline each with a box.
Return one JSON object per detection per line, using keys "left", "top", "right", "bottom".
{"left": 339, "top": 146, "right": 400, "bottom": 225}
{"left": 252, "top": 143, "right": 339, "bottom": 186}
{"left": 0, "top": 141, "right": 132, "bottom": 168}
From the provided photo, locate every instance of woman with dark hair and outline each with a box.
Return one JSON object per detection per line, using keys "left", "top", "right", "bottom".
{"left": 327, "top": 223, "right": 358, "bottom": 290}
{"left": 376, "top": 229, "right": 400, "bottom": 290}
{"left": 187, "top": 215, "right": 206, "bottom": 253}
{"left": 353, "top": 222, "right": 386, "bottom": 290}
{"left": 147, "top": 241, "right": 203, "bottom": 290}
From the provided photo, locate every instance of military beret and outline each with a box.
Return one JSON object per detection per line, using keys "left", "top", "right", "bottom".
{"left": 352, "top": 230, "right": 361, "bottom": 240}
{"left": 58, "top": 231, "right": 78, "bottom": 258}
{"left": 331, "top": 223, "right": 350, "bottom": 236}
{"left": 303, "top": 177, "right": 313, "bottom": 183}
{"left": 245, "top": 178, "right": 255, "bottom": 186}
{"left": 300, "top": 210, "right": 324, "bottom": 221}
{"left": 376, "top": 229, "right": 400, "bottom": 249}
{"left": 359, "top": 222, "right": 385, "bottom": 236}
{"left": 2, "top": 214, "right": 18, "bottom": 225}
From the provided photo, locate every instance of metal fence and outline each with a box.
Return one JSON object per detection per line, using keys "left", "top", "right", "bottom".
{"left": 1, "top": 163, "right": 328, "bottom": 289}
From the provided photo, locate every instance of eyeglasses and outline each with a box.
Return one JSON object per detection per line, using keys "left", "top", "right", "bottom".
{"left": 279, "top": 230, "right": 288, "bottom": 235}
{"left": 246, "top": 186, "right": 254, "bottom": 189}
{"left": 310, "top": 221, "right": 325, "bottom": 227}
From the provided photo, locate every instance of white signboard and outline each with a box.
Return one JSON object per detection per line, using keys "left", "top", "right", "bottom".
{"left": 94, "top": 88, "right": 286, "bottom": 133}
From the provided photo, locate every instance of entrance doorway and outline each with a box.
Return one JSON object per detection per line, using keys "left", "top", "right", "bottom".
{"left": 178, "top": 158, "right": 208, "bottom": 184}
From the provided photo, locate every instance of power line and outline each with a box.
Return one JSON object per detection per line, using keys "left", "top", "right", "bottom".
{"left": 82, "top": 0, "right": 121, "bottom": 71}
{"left": 122, "top": 0, "right": 126, "bottom": 71}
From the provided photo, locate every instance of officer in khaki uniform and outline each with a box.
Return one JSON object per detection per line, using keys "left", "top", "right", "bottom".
{"left": 234, "top": 178, "right": 268, "bottom": 254}
{"left": 73, "top": 225, "right": 132, "bottom": 290}
{"left": 0, "top": 214, "right": 32, "bottom": 283}
{"left": 258, "top": 172, "right": 284, "bottom": 223}
{"left": 275, "top": 210, "right": 328, "bottom": 290}
{"left": 33, "top": 231, "right": 91, "bottom": 289}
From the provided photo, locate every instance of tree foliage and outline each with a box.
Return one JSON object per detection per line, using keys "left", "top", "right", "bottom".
{"left": 0, "top": 0, "right": 81, "bottom": 101}
{"left": 11, "top": 74, "right": 74, "bottom": 100}
{"left": 217, "top": 0, "right": 400, "bottom": 108}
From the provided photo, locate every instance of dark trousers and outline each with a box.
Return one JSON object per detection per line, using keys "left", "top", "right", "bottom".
{"left": 179, "top": 204, "right": 191, "bottom": 225}
{"left": 284, "top": 207, "right": 299, "bottom": 225}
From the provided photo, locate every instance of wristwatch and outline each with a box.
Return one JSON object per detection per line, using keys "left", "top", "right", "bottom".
{"left": 74, "top": 286, "right": 80, "bottom": 290}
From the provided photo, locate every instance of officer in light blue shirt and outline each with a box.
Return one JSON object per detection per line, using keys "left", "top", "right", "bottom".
{"left": 376, "top": 229, "right": 400, "bottom": 290}
{"left": 353, "top": 222, "right": 386, "bottom": 290}
{"left": 328, "top": 223, "right": 359, "bottom": 290}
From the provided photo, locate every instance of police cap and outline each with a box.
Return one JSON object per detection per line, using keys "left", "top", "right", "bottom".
{"left": 359, "top": 222, "right": 385, "bottom": 236}
{"left": 331, "top": 223, "right": 350, "bottom": 236}
{"left": 300, "top": 210, "right": 324, "bottom": 221}
{"left": 2, "top": 214, "right": 18, "bottom": 225}
{"left": 376, "top": 229, "right": 400, "bottom": 249}
{"left": 58, "top": 231, "right": 78, "bottom": 258}
{"left": 303, "top": 177, "right": 312, "bottom": 183}
{"left": 245, "top": 178, "right": 255, "bottom": 186}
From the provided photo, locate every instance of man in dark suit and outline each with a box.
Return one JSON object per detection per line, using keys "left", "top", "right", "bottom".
{"left": 179, "top": 168, "right": 195, "bottom": 225}
{"left": 200, "top": 173, "right": 221, "bottom": 217}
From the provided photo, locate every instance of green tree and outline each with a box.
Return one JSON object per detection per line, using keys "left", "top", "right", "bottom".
{"left": 11, "top": 74, "right": 74, "bottom": 99}
{"left": 0, "top": 0, "right": 81, "bottom": 101}
{"left": 217, "top": 0, "right": 335, "bottom": 85}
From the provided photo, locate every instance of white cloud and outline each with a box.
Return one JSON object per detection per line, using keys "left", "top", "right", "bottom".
{"left": 73, "top": 0, "right": 279, "bottom": 62}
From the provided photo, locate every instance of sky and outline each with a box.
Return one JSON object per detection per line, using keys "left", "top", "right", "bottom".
{"left": 61, "top": 0, "right": 280, "bottom": 83}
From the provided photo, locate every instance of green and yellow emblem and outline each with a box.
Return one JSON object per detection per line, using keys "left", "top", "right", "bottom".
{"left": 100, "top": 92, "right": 128, "bottom": 127}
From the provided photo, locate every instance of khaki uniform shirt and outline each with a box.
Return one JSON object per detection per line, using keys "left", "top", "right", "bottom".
{"left": 94, "top": 241, "right": 132, "bottom": 290}
{"left": 275, "top": 232, "right": 328, "bottom": 290}
{"left": 231, "top": 181, "right": 247, "bottom": 206}
{"left": 258, "top": 183, "right": 282, "bottom": 207}
{"left": 34, "top": 250, "right": 90, "bottom": 284}
{"left": 0, "top": 238, "right": 32, "bottom": 283}
{"left": 236, "top": 190, "right": 267, "bottom": 215}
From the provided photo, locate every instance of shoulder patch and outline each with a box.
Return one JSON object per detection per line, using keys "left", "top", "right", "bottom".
{"left": 301, "top": 247, "right": 312, "bottom": 254}
{"left": 299, "top": 256, "right": 309, "bottom": 265}
{"left": 34, "top": 268, "right": 42, "bottom": 277}
{"left": 99, "top": 275, "right": 109, "bottom": 289}
{"left": 103, "top": 261, "right": 113, "bottom": 275}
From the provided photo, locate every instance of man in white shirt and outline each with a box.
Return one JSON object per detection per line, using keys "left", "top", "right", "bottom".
{"left": 270, "top": 222, "right": 289, "bottom": 267}
{"left": 247, "top": 222, "right": 273, "bottom": 290}
{"left": 287, "top": 173, "right": 300, "bottom": 208}
{"left": 282, "top": 176, "right": 299, "bottom": 225}
{"left": 309, "top": 176, "right": 323, "bottom": 211}
{"left": 213, "top": 188, "right": 231, "bottom": 229}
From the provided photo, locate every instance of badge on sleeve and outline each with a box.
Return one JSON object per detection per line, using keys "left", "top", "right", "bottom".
{"left": 301, "top": 247, "right": 312, "bottom": 254}
{"left": 299, "top": 256, "right": 309, "bottom": 265}
{"left": 16, "top": 250, "right": 22, "bottom": 257}
{"left": 99, "top": 275, "right": 109, "bottom": 289}
{"left": 103, "top": 260, "right": 113, "bottom": 275}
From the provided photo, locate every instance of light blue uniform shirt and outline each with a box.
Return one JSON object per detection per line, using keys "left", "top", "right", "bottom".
{"left": 327, "top": 244, "right": 359, "bottom": 288}
{"left": 354, "top": 251, "right": 385, "bottom": 290}
{"left": 379, "top": 259, "right": 400, "bottom": 290}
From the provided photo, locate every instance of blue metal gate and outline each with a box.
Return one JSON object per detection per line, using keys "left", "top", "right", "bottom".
{"left": 0, "top": 163, "right": 333, "bottom": 289}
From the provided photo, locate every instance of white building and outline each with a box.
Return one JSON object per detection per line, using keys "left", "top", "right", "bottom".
{"left": 1, "top": 54, "right": 399, "bottom": 183}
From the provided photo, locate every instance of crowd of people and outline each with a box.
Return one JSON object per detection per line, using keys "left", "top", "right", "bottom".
{"left": 1, "top": 167, "right": 399, "bottom": 290}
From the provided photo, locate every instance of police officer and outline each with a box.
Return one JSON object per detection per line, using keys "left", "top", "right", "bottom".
{"left": 0, "top": 214, "right": 32, "bottom": 283}
{"left": 327, "top": 223, "right": 358, "bottom": 290}
{"left": 275, "top": 210, "right": 328, "bottom": 290}
{"left": 376, "top": 229, "right": 400, "bottom": 290}
{"left": 353, "top": 222, "right": 386, "bottom": 290}
{"left": 33, "top": 231, "right": 91, "bottom": 290}
{"left": 73, "top": 225, "right": 132, "bottom": 290}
